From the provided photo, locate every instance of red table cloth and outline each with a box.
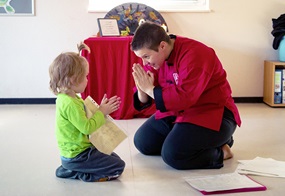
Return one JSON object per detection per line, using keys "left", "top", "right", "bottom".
{"left": 81, "top": 36, "right": 156, "bottom": 119}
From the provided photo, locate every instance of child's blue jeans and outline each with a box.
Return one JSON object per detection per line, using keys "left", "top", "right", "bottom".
{"left": 56, "top": 146, "right": 125, "bottom": 182}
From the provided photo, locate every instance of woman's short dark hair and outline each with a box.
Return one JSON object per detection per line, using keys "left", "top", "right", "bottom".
{"left": 131, "top": 22, "right": 170, "bottom": 52}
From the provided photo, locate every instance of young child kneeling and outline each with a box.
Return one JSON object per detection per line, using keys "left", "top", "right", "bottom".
{"left": 49, "top": 43, "right": 125, "bottom": 182}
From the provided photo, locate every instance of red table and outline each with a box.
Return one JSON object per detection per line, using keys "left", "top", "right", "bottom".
{"left": 81, "top": 36, "right": 156, "bottom": 119}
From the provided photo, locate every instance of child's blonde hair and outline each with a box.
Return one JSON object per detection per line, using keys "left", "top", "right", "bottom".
{"left": 49, "top": 43, "right": 90, "bottom": 95}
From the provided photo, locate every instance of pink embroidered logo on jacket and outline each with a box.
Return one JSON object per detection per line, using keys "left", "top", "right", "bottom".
{"left": 173, "top": 73, "right": 179, "bottom": 85}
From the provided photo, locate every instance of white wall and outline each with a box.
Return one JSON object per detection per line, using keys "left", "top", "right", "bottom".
{"left": 0, "top": 0, "right": 284, "bottom": 98}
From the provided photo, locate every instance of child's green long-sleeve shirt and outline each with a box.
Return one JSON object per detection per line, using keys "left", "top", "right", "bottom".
{"left": 55, "top": 93, "right": 105, "bottom": 158}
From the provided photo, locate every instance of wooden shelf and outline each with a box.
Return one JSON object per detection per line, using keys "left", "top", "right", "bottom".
{"left": 263, "top": 60, "right": 285, "bottom": 107}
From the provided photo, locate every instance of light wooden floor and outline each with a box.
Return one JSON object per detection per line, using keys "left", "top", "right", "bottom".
{"left": 0, "top": 103, "right": 284, "bottom": 196}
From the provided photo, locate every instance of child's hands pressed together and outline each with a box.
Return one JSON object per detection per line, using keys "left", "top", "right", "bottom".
{"left": 99, "top": 94, "right": 121, "bottom": 115}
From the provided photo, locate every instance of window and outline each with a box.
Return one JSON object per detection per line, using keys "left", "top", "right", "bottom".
{"left": 88, "top": 0, "right": 210, "bottom": 12}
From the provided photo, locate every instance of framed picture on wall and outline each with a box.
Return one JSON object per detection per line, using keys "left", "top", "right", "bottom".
{"left": 97, "top": 18, "right": 120, "bottom": 37}
{"left": 0, "top": 0, "right": 34, "bottom": 16}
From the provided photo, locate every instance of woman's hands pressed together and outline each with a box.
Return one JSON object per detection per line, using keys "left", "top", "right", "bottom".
{"left": 132, "top": 63, "right": 155, "bottom": 99}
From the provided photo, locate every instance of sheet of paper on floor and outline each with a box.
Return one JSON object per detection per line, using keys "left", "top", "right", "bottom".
{"left": 236, "top": 157, "right": 285, "bottom": 178}
{"left": 184, "top": 172, "right": 266, "bottom": 194}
